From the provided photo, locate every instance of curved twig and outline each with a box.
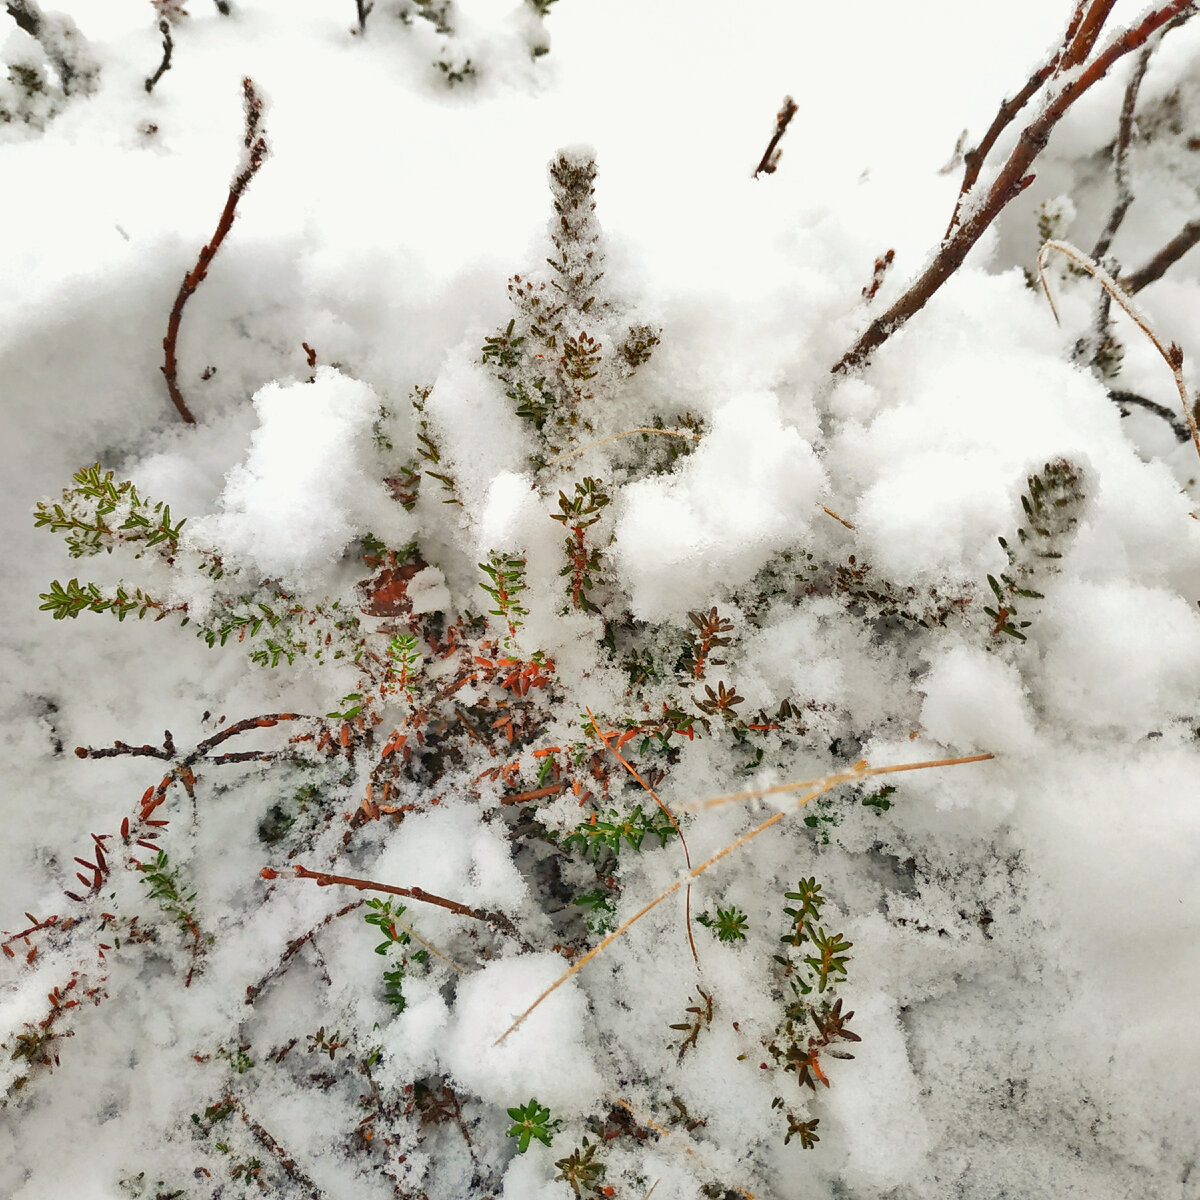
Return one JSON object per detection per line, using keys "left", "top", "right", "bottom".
{"left": 162, "top": 77, "right": 270, "bottom": 423}
{"left": 1038, "top": 238, "right": 1200, "bottom": 461}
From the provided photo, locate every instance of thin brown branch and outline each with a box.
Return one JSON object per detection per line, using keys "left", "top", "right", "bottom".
{"left": 861, "top": 249, "right": 895, "bottom": 302}
{"left": 162, "top": 77, "right": 270, "bottom": 424}
{"left": 245, "top": 901, "right": 362, "bottom": 1005}
{"left": 226, "top": 1095, "right": 326, "bottom": 1198}
{"left": 1062, "top": 0, "right": 1122, "bottom": 69}
{"left": 1122, "top": 218, "right": 1200, "bottom": 293}
{"left": 279, "top": 865, "right": 536, "bottom": 950}
{"left": 144, "top": 18, "right": 173, "bottom": 94}
{"left": 1109, "top": 388, "right": 1192, "bottom": 441}
{"left": 753, "top": 95, "right": 798, "bottom": 178}
{"left": 1091, "top": 41, "right": 1155, "bottom": 261}
{"left": 836, "top": 0, "right": 1196, "bottom": 376}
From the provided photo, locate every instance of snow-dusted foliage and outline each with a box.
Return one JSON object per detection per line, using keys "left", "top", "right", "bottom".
{"left": 3, "top": 3, "right": 1200, "bottom": 1199}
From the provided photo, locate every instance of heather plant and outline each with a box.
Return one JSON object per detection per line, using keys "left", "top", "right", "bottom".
{"left": 10, "top": 3, "right": 1200, "bottom": 1196}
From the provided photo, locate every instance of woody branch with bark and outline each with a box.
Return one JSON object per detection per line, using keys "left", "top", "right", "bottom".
{"left": 832, "top": 0, "right": 1198, "bottom": 375}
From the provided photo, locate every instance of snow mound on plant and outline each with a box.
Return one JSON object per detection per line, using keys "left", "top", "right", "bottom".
{"left": 613, "top": 390, "right": 825, "bottom": 620}
{"left": 443, "top": 953, "right": 603, "bottom": 1115}
{"left": 921, "top": 644, "right": 1037, "bottom": 756}
{"left": 192, "top": 368, "right": 413, "bottom": 586}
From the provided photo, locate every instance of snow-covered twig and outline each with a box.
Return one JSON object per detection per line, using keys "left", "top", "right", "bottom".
{"left": 278, "top": 864, "right": 537, "bottom": 951}
{"left": 752, "top": 94, "right": 798, "bottom": 178}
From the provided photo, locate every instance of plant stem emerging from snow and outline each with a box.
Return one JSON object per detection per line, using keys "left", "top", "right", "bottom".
{"left": 144, "top": 18, "right": 173, "bottom": 94}
{"left": 1038, "top": 238, "right": 1200, "bottom": 461}
{"left": 833, "top": 0, "right": 1197, "bottom": 376}
{"left": 752, "top": 95, "right": 798, "bottom": 178}
{"left": 494, "top": 751, "right": 993, "bottom": 1045}
{"left": 1122, "top": 219, "right": 1200, "bottom": 294}
{"left": 161, "top": 77, "right": 269, "bottom": 424}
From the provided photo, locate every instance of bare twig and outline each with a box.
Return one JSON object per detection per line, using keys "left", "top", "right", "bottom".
{"left": 1038, "top": 238, "right": 1200, "bottom": 460}
{"left": 226, "top": 1095, "right": 326, "bottom": 1199}
{"left": 355, "top": 0, "right": 373, "bottom": 34}
{"left": 1109, "top": 388, "right": 1192, "bottom": 441}
{"left": 861, "top": 249, "right": 895, "bottom": 302}
{"left": 494, "top": 752, "right": 993, "bottom": 1044}
{"left": 1122, "top": 218, "right": 1200, "bottom": 293}
{"left": 821, "top": 504, "right": 855, "bottom": 529}
{"left": 278, "top": 865, "right": 536, "bottom": 951}
{"left": 144, "top": 18, "right": 173, "bottom": 94}
{"left": 753, "top": 95, "right": 798, "bottom": 178}
{"left": 162, "top": 77, "right": 270, "bottom": 423}
{"left": 835, "top": 1, "right": 1197, "bottom": 375}
{"left": 1091, "top": 42, "right": 1155, "bottom": 261}
{"left": 245, "top": 902, "right": 362, "bottom": 1005}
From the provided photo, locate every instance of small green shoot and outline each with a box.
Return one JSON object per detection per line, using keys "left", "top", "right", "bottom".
{"left": 506, "top": 1098, "right": 560, "bottom": 1152}
{"left": 696, "top": 904, "right": 749, "bottom": 943}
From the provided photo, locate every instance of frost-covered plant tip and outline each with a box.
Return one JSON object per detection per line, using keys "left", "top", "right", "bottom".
{"left": 7, "top": 2, "right": 1200, "bottom": 1198}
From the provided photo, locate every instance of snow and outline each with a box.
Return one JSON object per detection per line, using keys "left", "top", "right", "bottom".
{"left": 3, "top": 1, "right": 1200, "bottom": 1198}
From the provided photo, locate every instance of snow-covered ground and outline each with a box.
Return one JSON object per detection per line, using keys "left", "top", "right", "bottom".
{"left": 3, "top": 2, "right": 1200, "bottom": 1197}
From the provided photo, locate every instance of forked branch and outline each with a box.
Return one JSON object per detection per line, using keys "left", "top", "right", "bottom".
{"left": 834, "top": 0, "right": 1197, "bottom": 375}
{"left": 162, "top": 77, "right": 270, "bottom": 423}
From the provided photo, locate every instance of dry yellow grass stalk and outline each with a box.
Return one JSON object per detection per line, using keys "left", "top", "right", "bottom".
{"left": 494, "top": 751, "right": 993, "bottom": 1045}
{"left": 1037, "top": 238, "right": 1200, "bottom": 461}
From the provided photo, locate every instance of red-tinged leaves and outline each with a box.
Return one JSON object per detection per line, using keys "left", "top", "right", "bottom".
{"left": 359, "top": 562, "right": 421, "bottom": 616}
{"left": 380, "top": 731, "right": 406, "bottom": 759}
{"left": 260, "top": 868, "right": 278, "bottom": 880}
{"left": 120, "top": 817, "right": 130, "bottom": 838}
{"left": 2, "top": 944, "right": 13, "bottom": 958}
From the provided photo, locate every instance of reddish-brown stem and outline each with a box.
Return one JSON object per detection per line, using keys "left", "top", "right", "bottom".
{"left": 1123, "top": 218, "right": 1200, "bottom": 293}
{"left": 224, "top": 1095, "right": 326, "bottom": 1198}
{"left": 284, "top": 865, "right": 535, "bottom": 950}
{"left": 835, "top": 0, "right": 1195, "bottom": 375}
{"left": 162, "top": 77, "right": 269, "bottom": 424}
{"left": 1062, "top": 0, "right": 1122, "bottom": 69}
{"left": 753, "top": 95, "right": 798, "bottom": 178}
{"left": 245, "top": 901, "right": 362, "bottom": 1005}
